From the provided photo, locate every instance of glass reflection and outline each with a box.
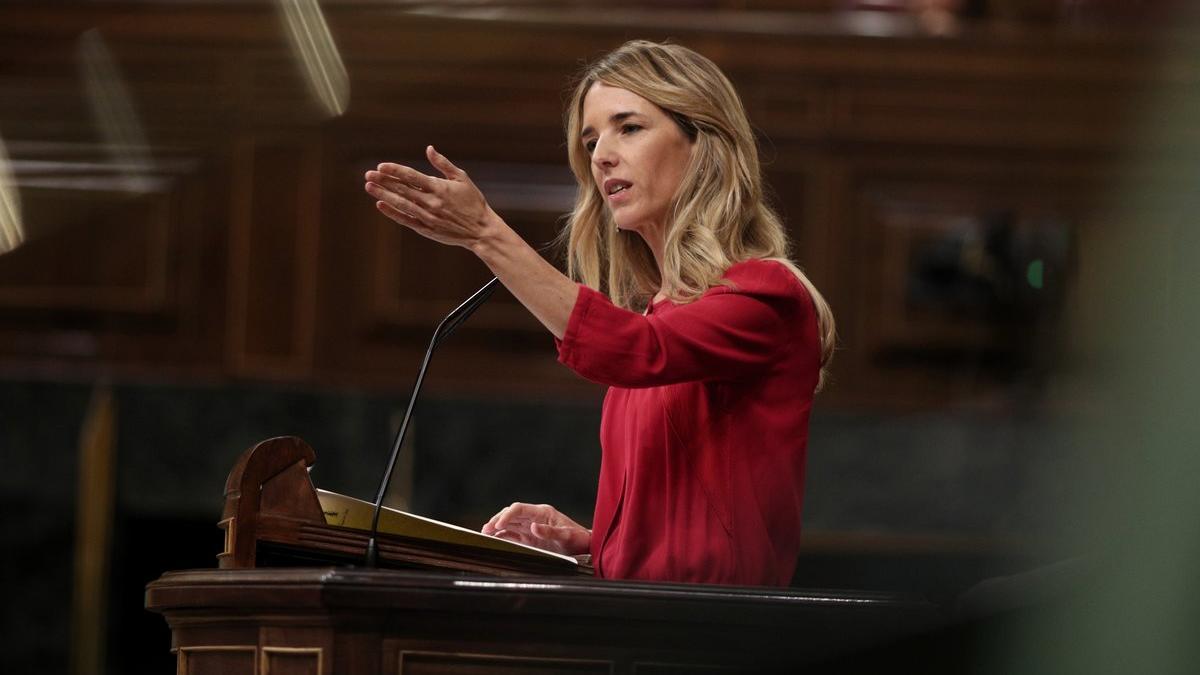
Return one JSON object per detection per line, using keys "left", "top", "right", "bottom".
{"left": 77, "top": 29, "right": 154, "bottom": 194}
{"left": 278, "top": 0, "right": 350, "bottom": 118}
{"left": 0, "top": 132, "right": 22, "bottom": 254}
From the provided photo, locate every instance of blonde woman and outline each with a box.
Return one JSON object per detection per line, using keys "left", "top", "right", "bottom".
{"left": 363, "top": 40, "right": 834, "bottom": 586}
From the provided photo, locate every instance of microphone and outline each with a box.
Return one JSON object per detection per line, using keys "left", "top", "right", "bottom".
{"left": 364, "top": 276, "right": 502, "bottom": 567}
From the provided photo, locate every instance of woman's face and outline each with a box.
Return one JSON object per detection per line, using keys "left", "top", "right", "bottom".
{"left": 580, "top": 82, "right": 694, "bottom": 243}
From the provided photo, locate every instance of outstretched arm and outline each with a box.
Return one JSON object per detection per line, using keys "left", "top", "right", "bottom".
{"left": 364, "top": 145, "right": 579, "bottom": 339}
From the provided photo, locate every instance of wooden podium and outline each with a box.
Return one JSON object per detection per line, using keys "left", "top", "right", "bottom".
{"left": 215, "top": 436, "right": 589, "bottom": 577}
{"left": 145, "top": 437, "right": 943, "bottom": 673}
{"left": 146, "top": 567, "right": 941, "bottom": 674}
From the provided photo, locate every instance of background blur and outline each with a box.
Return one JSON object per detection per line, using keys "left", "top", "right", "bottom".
{"left": 1, "top": 1, "right": 1197, "bottom": 673}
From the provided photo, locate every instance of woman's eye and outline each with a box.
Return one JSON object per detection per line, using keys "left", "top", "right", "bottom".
{"left": 584, "top": 139, "right": 597, "bottom": 154}
{"left": 622, "top": 124, "right": 642, "bottom": 134}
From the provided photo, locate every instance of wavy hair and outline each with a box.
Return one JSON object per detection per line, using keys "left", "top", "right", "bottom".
{"left": 561, "top": 40, "right": 836, "bottom": 389}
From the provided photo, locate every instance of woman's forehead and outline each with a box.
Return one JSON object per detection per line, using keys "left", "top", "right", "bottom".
{"left": 581, "top": 82, "right": 658, "bottom": 125}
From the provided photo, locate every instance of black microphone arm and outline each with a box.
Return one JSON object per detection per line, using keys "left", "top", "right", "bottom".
{"left": 364, "top": 276, "right": 501, "bottom": 567}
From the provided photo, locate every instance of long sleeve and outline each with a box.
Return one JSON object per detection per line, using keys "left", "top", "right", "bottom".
{"left": 580, "top": 259, "right": 822, "bottom": 586}
{"left": 556, "top": 261, "right": 808, "bottom": 388}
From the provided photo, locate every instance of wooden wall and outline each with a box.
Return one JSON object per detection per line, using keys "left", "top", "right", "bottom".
{"left": 0, "top": 2, "right": 1196, "bottom": 409}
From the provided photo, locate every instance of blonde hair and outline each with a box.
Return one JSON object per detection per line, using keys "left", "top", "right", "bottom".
{"left": 562, "top": 40, "right": 836, "bottom": 389}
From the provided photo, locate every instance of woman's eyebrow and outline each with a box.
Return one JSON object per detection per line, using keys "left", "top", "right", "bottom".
{"left": 581, "top": 111, "right": 640, "bottom": 138}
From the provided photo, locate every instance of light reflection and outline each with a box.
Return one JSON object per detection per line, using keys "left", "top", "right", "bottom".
{"left": 0, "top": 132, "right": 23, "bottom": 255}
{"left": 77, "top": 29, "right": 155, "bottom": 194}
{"left": 278, "top": 0, "right": 350, "bottom": 118}
{"left": 452, "top": 579, "right": 889, "bottom": 605}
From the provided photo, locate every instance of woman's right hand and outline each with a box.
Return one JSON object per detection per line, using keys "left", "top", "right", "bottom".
{"left": 482, "top": 502, "right": 591, "bottom": 556}
{"left": 365, "top": 146, "right": 501, "bottom": 252}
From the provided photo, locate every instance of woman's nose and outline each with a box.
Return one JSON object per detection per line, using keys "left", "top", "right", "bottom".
{"left": 591, "top": 137, "right": 617, "bottom": 168}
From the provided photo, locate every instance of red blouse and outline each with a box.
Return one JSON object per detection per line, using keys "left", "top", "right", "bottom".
{"left": 557, "top": 259, "right": 820, "bottom": 586}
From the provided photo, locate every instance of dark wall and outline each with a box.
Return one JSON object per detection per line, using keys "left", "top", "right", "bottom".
{"left": 1, "top": 376, "right": 1075, "bottom": 672}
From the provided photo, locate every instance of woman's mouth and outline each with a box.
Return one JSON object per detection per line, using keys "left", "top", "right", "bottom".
{"left": 604, "top": 179, "right": 633, "bottom": 203}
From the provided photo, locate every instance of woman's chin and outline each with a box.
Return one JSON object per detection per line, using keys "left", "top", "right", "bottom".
{"left": 613, "top": 217, "right": 644, "bottom": 235}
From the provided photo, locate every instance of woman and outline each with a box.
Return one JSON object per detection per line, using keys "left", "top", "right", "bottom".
{"left": 363, "top": 40, "right": 834, "bottom": 586}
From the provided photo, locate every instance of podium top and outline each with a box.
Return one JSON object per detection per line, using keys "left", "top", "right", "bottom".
{"left": 147, "top": 567, "right": 943, "bottom": 673}
{"left": 147, "top": 565, "right": 938, "bottom": 632}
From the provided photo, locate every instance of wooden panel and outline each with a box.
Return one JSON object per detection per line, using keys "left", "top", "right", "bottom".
{"left": 760, "top": 167, "right": 826, "bottom": 284}
{"left": 749, "top": 79, "right": 837, "bottom": 143}
{"left": 829, "top": 80, "right": 1156, "bottom": 150}
{"left": 633, "top": 664, "right": 741, "bottom": 674}
{"left": 831, "top": 159, "right": 1097, "bottom": 406}
{"left": 147, "top": 568, "right": 942, "bottom": 675}
{"left": 179, "top": 646, "right": 256, "bottom": 675}
{"left": 1, "top": 1, "right": 1197, "bottom": 404}
{"left": 226, "top": 137, "right": 320, "bottom": 378}
{"left": 0, "top": 184, "right": 172, "bottom": 311}
{"left": 263, "top": 647, "right": 323, "bottom": 675}
{"left": 347, "top": 63, "right": 567, "bottom": 131}
{"left": 0, "top": 146, "right": 227, "bottom": 373}
{"left": 399, "top": 651, "right": 611, "bottom": 675}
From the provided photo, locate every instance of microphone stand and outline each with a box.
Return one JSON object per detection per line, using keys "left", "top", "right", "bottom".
{"left": 364, "top": 276, "right": 501, "bottom": 567}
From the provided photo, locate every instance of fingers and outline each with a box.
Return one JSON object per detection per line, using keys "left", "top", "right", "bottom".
{"left": 368, "top": 171, "right": 440, "bottom": 212}
{"left": 530, "top": 522, "right": 591, "bottom": 556}
{"left": 492, "top": 529, "right": 534, "bottom": 546}
{"left": 530, "top": 522, "right": 574, "bottom": 541}
{"left": 426, "top": 145, "right": 464, "bottom": 180}
{"left": 366, "top": 182, "right": 438, "bottom": 230}
{"left": 482, "top": 502, "right": 525, "bottom": 535}
{"left": 480, "top": 503, "right": 591, "bottom": 556}
{"left": 374, "top": 162, "right": 438, "bottom": 192}
{"left": 364, "top": 153, "right": 480, "bottom": 229}
{"left": 375, "top": 200, "right": 428, "bottom": 234}
{"left": 490, "top": 502, "right": 538, "bottom": 533}
{"left": 482, "top": 508, "right": 506, "bottom": 535}
{"left": 369, "top": 146, "right": 463, "bottom": 200}
{"left": 482, "top": 502, "right": 551, "bottom": 536}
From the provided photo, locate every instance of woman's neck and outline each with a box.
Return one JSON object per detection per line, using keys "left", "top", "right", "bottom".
{"left": 637, "top": 226, "right": 667, "bottom": 295}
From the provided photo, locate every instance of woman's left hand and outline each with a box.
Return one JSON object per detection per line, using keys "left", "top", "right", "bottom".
{"left": 482, "top": 502, "right": 592, "bottom": 557}
{"left": 364, "top": 144, "right": 580, "bottom": 340}
{"left": 364, "top": 145, "right": 499, "bottom": 249}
